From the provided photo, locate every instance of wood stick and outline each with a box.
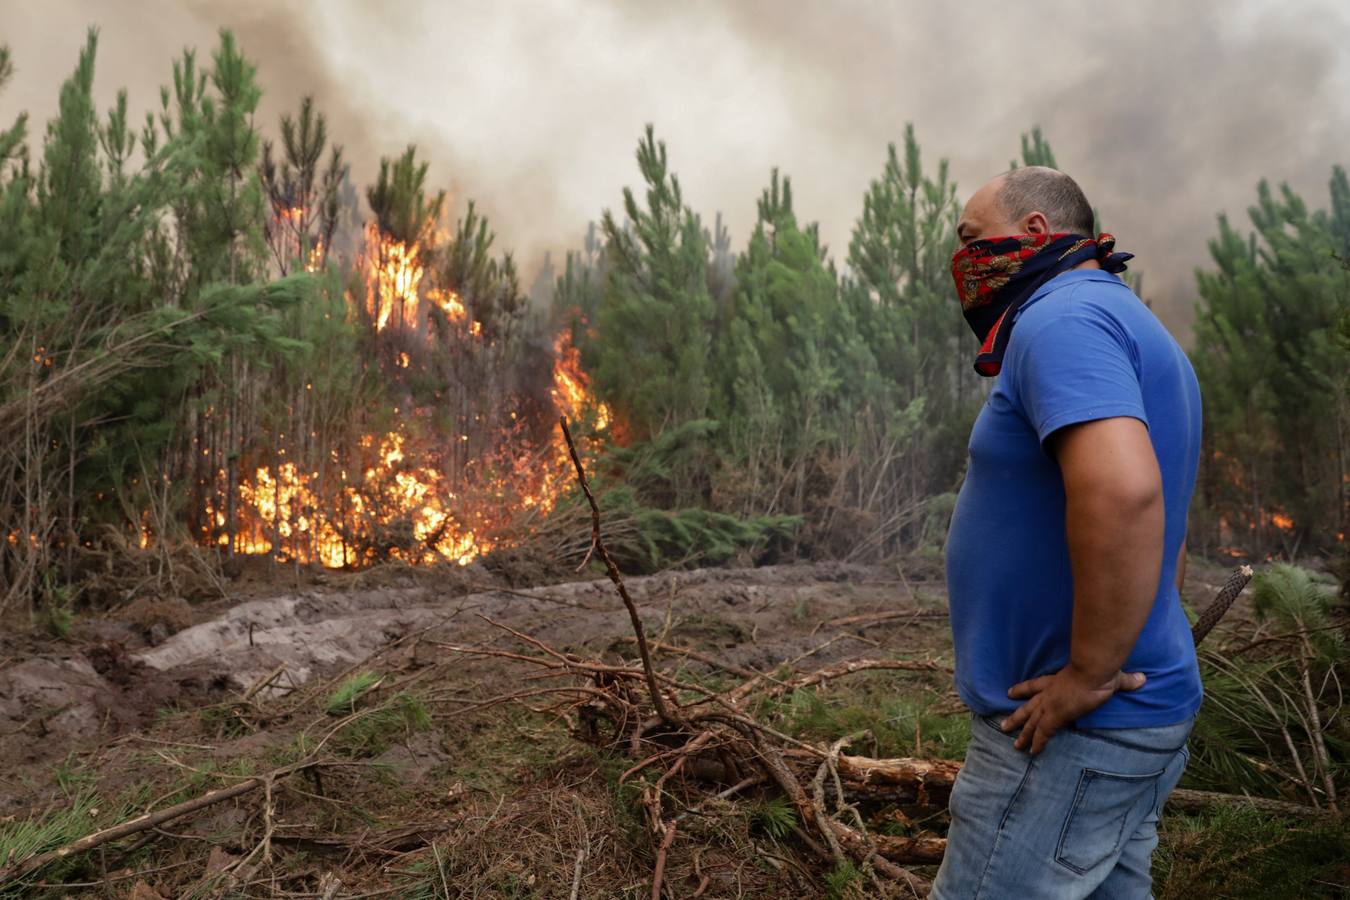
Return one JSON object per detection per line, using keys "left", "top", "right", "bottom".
{"left": 1192, "top": 564, "right": 1254, "bottom": 645}
{"left": 560, "top": 416, "right": 675, "bottom": 724}
{"left": 752, "top": 658, "right": 951, "bottom": 704}
{"left": 0, "top": 756, "right": 320, "bottom": 886}
{"left": 779, "top": 750, "right": 1328, "bottom": 820}
{"left": 616, "top": 636, "right": 762, "bottom": 682}
{"left": 650, "top": 820, "right": 676, "bottom": 900}
{"left": 241, "top": 663, "right": 288, "bottom": 701}
{"left": 819, "top": 609, "right": 949, "bottom": 630}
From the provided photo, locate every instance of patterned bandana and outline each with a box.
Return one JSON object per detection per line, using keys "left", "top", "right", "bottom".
{"left": 950, "top": 232, "right": 1133, "bottom": 376}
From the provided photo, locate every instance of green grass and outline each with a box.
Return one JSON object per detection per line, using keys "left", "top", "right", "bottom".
{"left": 329, "top": 690, "right": 431, "bottom": 757}
{"left": 749, "top": 793, "right": 797, "bottom": 839}
{"left": 763, "top": 676, "right": 968, "bottom": 760}
{"left": 51, "top": 752, "right": 95, "bottom": 797}
{"left": 39, "top": 583, "right": 75, "bottom": 639}
{"left": 325, "top": 670, "right": 383, "bottom": 715}
{"left": 40, "top": 603, "right": 74, "bottom": 639}
{"left": 823, "top": 860, "right": 863, "bottom": 899}
{"left": 1155, "top": 806, "right": 1349, "bottom": 898}
{"left": 0, "top": 794, "right": 98, "bottom": 895}
{"left": 791, "top": 593, "right": 812, "bottom": 623}
{"left": 0, "top": 791, "right": 143, "bottom": 897}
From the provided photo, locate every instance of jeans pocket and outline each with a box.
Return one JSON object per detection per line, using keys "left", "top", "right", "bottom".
{"left": 1055, "top": 767, "right": 1163, "bottom": 875}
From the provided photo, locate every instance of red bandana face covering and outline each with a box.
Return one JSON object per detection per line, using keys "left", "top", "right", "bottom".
{"left": 950, "top": 232, "right": 1132, "bottom": 376}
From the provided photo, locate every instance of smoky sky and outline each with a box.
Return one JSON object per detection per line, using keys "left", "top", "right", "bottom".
{"left": 5, "top": 0, "right": 1350, "bottom": 338}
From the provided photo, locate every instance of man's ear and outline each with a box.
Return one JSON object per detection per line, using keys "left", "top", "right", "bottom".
{"left": 1022, "top": 211, "right": 1052, "bottom": 235}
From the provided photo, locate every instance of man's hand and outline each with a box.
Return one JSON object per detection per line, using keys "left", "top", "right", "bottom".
{"left": 1000, "top": 665, "right": 1146, "bottom": 754}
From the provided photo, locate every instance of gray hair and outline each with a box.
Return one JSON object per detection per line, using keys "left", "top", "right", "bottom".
{"left": 997, "top": 166, "right": 1095, "bottom": 235}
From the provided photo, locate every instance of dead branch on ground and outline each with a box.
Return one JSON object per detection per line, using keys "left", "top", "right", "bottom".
{"left": 438, "top": 452, "right": 1292, "bottom": 900}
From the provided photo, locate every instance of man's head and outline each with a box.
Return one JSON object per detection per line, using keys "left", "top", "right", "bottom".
{"left": 956, "top": 166, "right": 1095, "bottom": 246}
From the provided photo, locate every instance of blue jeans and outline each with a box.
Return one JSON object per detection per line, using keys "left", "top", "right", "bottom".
{"left": 931, "top": 714, "right": 1193, "bottom": 899}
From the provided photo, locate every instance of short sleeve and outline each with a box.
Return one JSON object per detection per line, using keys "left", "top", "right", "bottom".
{"left": 1006, "top": 298, "right": 1147, "bottom": 446}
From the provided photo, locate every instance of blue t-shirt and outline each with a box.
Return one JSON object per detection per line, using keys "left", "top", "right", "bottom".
{"left": 945, "top": 268, "right": 1202, "bottom": 729}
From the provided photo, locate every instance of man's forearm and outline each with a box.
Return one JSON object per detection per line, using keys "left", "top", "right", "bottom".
{"left": 1064, "top": 479, "right": 1164, "bottom": 683}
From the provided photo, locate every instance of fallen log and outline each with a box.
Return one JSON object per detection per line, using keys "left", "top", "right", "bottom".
{"left": 872, "top": 834, "right": 948, "bottom": 865}
{"left": 273, "top": 822, "right": 451, "bottom": 853}
{"left": 784, "top": 751, "right": 960, "bottom": 806}
{"left": 785, "top": 750, "right": 1327, "bottom": 823}
{"left": 1166, "top": 787, "right": 1329, "bottom": 819}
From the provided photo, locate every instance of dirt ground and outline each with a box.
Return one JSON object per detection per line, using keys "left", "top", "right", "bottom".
{"left": 0, "top": 555, "right": 1255, "bottom": 897}
{"left": 0, "top": 559, "right": 956, "bottom": 791}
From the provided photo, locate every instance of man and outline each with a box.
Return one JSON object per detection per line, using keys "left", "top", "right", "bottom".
{"left": 933, "top": 167, "right": 1202, "bottom": 899}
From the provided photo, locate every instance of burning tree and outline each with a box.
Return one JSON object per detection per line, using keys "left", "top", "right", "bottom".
{"left": 1192, "top": 173, "right": 1350, "bottom": 562}
{"left": 0, "top": 30, "right": 618, "bottom": 614}
{"left": 259, "top": 94, "right": 346, "bottom": 276}
{"left": 226, "top": 139, "right": 612, "bottom": 570}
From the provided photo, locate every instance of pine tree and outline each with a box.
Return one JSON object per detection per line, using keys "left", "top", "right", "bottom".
{"left": 439, "top": 201, "right": 526, "bottom": 344}
{"left": 0, "top": 31, "right": 314, "bottom": 603}
{"left": 259, "top": 95, "right": 347, "bottom": 274}
{"left": 716, "top": 169, "right": 851, "bottom": 519}
{"left": 552, "top": 221, "right": 608, "bottom": 365}
{"left": 1192, "top": 174, "right": 1350, "bottom": 558}
{"left": 366, "top": 144, "right": 445, "bottom": 248}
{"left": 842, "top": 124, "right": 972, "bottom": 514}
{"left": 360, "top": 145, "right": 444, "bottom": 341}
{"left": 1009, "top": 126, "right": 1058, "bottom": 169}
{"left": 0, "top": 46, "right": 26, "bottom": 171}
{"left": 595, "top": 127, "right": 716, "bottom": 444}
{"left": 153, "top": 31, "right": 284, "bottom": 555}
{"left": 431, "top": 200, "right": 535, "bottom": 483}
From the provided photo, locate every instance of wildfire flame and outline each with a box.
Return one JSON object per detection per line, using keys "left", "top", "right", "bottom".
{"left": 364, "top": 223, "right": 426, "bottom": 332}
{"left": 552, "top": 332, "right": 610, "bottom": 432}
{"left": 430, "top": 287, "right": 468, "bottom": 323}
{"left": 210, "top": 222, "right": 611, "bottom": 568}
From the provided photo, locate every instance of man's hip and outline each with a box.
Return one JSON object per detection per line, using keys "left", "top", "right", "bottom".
{"left": 931, "top": 713, "right": 1193, "bottom": 900}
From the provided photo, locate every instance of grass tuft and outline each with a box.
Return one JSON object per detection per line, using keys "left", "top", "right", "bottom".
{"left": 0, "top": 794, "right": 98, "bottom": 896}
{"left": 763, "top": 677, "right": 968, "bottom": 761}
{"left": 749, "top": 794, "right": 797, "bottom": 839}
{"left": 325, "top": 670, "right": 383, "bottom": 715}
{"left": 1155, "top": 806, "right": 1349, "bottom": 898}
{"left": 823, "top": 859, "right": 863, "bottom": 899}
{"left": 330, "top": 691, "right": 432, "bottom": 757}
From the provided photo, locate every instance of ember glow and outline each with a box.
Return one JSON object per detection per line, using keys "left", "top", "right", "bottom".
{"left": 208, "top": 221, "right": 610, "bottom": 568}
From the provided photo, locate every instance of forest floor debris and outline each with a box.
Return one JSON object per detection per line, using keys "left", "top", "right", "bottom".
{"left": 0, "top": 557, "right": 1343, "bottom": 897}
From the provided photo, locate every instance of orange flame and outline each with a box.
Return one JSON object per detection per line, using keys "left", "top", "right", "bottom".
{"left": 212, "top": 225, "right": 611, "bottom": 568}
{"left": 430, "top": 287, "right": 467, "bottom": 322}
{"left": 364, "top": 223, "right": 426, "bottom": 331}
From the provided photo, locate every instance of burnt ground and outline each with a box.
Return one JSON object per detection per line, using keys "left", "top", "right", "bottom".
{"left": 0, "top": 556, "right": 1279, "bottom": 897}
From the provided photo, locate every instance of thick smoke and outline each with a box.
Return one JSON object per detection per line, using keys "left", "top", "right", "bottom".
{"left": 5, "top": 0, "right": 1349, "bottom": 337}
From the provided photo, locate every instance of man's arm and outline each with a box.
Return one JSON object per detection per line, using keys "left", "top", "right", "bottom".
{"left": 1001, "top": 416, "right": 1164, "bottom": 753}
